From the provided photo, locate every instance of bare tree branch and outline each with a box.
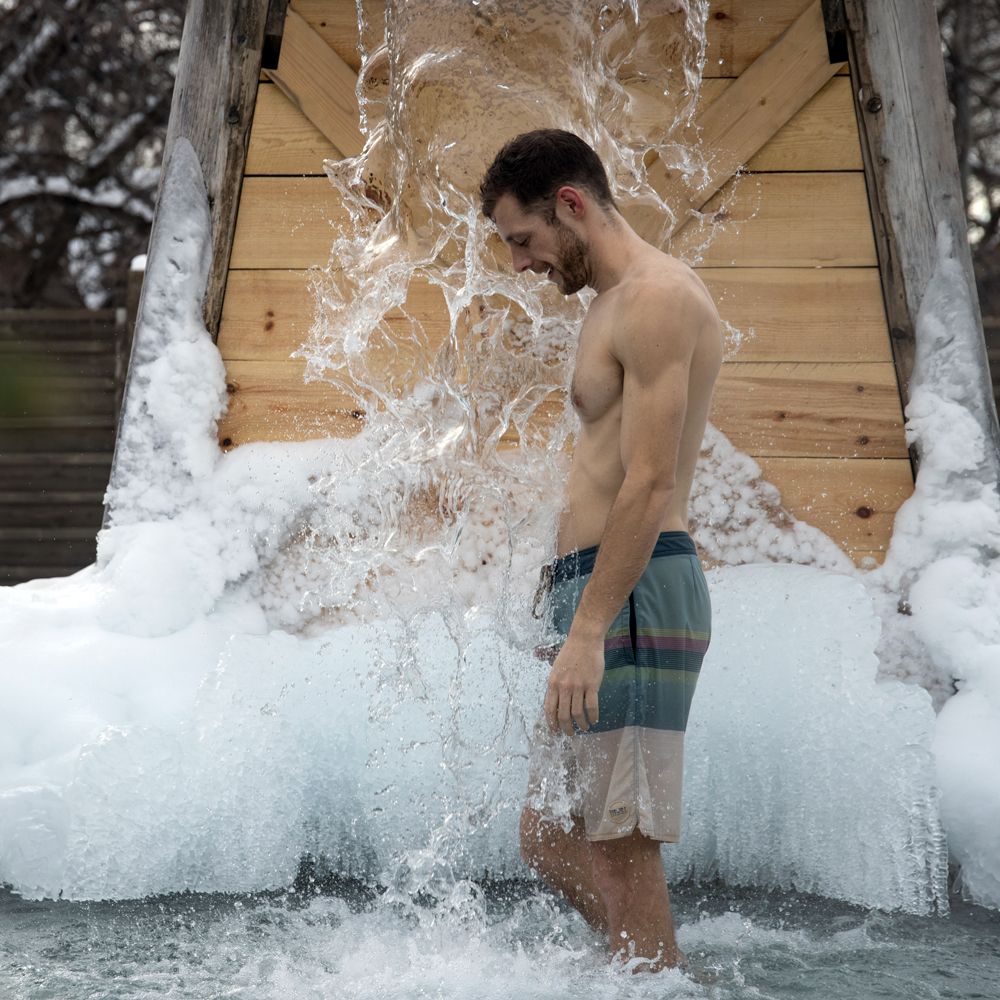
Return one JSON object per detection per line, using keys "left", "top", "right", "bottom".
{"left": 0, "top": 0, "right": 184, "bottom": 307}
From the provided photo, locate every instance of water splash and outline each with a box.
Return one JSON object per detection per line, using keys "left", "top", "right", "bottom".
{"left": 281, "top": 0, "right": 825, "bottom": 632}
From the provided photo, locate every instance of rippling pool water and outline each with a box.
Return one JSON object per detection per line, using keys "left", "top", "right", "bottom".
{"left": 3, "top": 881, "right": 998, "bottom": 1000}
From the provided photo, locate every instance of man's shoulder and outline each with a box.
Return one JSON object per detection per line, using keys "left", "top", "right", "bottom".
{"left": 617, "top": 252, "right": 714, "bottom": 311}
{"left": 612, "top": 262, "right": 718, "bottom": 347}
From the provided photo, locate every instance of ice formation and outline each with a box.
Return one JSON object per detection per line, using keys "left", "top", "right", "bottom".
{"left": 0, "top": 566, "right": 947, "bottom": 913}
{"left": 668, "top": 565, "right": 946, "bottom": 914}
{"left": 867, "top": 226, "right": 1000, "bottom": 909}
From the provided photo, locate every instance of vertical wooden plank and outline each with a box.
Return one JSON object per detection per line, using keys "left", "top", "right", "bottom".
{"left": 154, "top": 0, "right": 273, "bottom": 340}
{"left": 843, "top": 0, "right": 1000, "bottom": 475}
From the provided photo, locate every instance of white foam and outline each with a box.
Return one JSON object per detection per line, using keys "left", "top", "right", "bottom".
{"left": 0, "top": 566, "right": 946, "bottom": 913}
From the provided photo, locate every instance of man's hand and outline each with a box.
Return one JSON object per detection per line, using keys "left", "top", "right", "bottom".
{"left": 543, "top": 633, "right": 603, "bottom": 736}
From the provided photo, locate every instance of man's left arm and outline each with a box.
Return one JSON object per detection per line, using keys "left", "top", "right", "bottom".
{"left": 544, "top": 288, "right": 697, "bottom": 735}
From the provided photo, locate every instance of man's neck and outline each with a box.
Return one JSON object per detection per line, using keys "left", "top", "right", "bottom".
{"left": 587, "top": 213, "right": 647, "bottom": 294}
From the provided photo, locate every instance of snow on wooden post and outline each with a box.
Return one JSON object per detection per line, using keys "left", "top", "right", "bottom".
{"left": 105, "top": 0, "right": 277, "bottom": 528}
{"left": 843, "top": 0, "right": 1000, "bottom": 477}
{"left": 157, "top": 0, "right": 275, "bottom": 338}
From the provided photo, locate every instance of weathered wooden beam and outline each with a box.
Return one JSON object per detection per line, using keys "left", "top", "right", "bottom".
{"left": 155, "top": 0, "right": 272, "bottom": 339}
{"left": 844, "top": 0, "right": 1000, "bottom": 475}
{"left": 632, "top": 0, "right": 841, "bottom": 244}
{"left": 104, "top": 0, "right": 271, "bottom": 528}
{"left": 264, "top": 7, "right": 364, "bottom": 157}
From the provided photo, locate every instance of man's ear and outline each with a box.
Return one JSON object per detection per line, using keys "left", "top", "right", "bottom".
{"left": 554, "top": 185, "right": 586, "bottom": 218}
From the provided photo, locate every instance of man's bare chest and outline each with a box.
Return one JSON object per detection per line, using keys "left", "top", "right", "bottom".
{"left": 569, "top": 323, "right": 623, "bottom": 425}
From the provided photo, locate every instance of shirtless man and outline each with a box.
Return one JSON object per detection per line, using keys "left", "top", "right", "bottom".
{"left": 480, "top": 130, "right": 722, "bottom": 971}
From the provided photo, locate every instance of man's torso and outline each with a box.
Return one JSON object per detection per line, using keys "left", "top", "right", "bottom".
{"left": 556, "top": 254, "right": 722, "bottom": 557}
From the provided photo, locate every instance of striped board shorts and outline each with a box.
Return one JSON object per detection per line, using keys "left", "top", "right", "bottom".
{"left": 527, "top": 531, "right": 711, "bottom": 843}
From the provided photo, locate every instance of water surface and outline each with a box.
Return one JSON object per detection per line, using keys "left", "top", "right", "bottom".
{"left": 3, "top": 881, "right": 998, "bottom": 999}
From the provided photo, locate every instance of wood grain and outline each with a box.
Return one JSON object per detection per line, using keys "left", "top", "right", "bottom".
{"left": 216, "top": 358, "right": 906, "bottom": 459}
{"left": 229, "top": 177, "right": 358, "bottom": 269}
{"left": 756, "top": 456, "right": 912, "bottom": 556}
{"left": 228, "top": 173, "right": 876, "bottom": 270}
{"left": 246, "top": 83, "right": 339, "bottom": 174}
{"left": 700, "top": 267, "right": 889, "bottom": 362}
{"left": 264, "top": 8, "right": 363, "bottom": 157}
{"left": 685, "top": 76, "right": 861, "bottom": 172}
{"left": 713, "top": 362, "right": 905, "bottom": 457}
{"left": 217, "top": 359, "right": 367, "bottom": 448}
{"left": 218, "top": 272, "right": 450, "bottom": 360}
{"left": 632, "top": 0, "right": 842, "bottom": 243}
{"left": 288, "top": 0, "right": 369, "bottom": 72}
{"left": 669, "top": 172, "right": 877, "bottom": 267}
{"left": 218, "top": 267, "right": 890, "bottom": 364}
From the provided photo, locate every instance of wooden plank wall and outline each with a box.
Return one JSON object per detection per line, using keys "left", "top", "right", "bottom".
{"left": 0, "top": 309, "right": 124, "bottom": 583}
{"left": 216, "top": 0, "right": 913, "bottom": 566}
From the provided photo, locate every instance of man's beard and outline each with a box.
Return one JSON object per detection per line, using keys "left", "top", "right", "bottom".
{"left": 551, "top": 218, "right": 590, "bottom": 295}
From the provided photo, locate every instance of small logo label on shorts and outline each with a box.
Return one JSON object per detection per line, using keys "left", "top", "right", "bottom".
{"left": 607, "top": 800, "right": 631, "bottom": 822}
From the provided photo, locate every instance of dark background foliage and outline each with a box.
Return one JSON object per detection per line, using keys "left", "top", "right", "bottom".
{"left": 938, "top": 0, "right": 1000, "bottom": 325}
{"left": 0, "top": 0, "right": 997, "bottom": 321}
{"left": 0, "top": 0, "right": 184, "bottom": 309}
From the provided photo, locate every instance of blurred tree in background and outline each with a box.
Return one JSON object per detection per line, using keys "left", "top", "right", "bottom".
{"left": 0, "top": 0, "right": 997, "bottom": 322}
{"left": 0, "top": 0, "right": 184, "bottom": 309}
{"left": 938, "top": 0, "right": 1000, "bottom": 329}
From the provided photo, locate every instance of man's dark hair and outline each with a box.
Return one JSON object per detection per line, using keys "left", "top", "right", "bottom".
{"left": 479, "top": 129, "right": 616, "bottom": 219}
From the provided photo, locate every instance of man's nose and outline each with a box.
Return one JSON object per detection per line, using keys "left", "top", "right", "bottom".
{"left": 511, "top": 246, "right": 533, "bottom": 273}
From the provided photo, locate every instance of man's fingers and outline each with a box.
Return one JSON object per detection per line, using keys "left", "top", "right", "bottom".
{"left": 543, "top": 684, "right": 559, "bottom": 731}
{"left": 557, "top": 688, "right": 574, "bottom": 736}
{"left": 570, "top": 688, "right": 588, "bottom": 732}
{"left": 584, "top": 688, "right": 600, "bottom": 727}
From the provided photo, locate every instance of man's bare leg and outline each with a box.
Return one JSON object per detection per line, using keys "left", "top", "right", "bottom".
{"left": 589, "top": 828, "right": 682, "bottom": 971}
{"left": 519, "top": 807, "right": 607, "bottom": 931}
